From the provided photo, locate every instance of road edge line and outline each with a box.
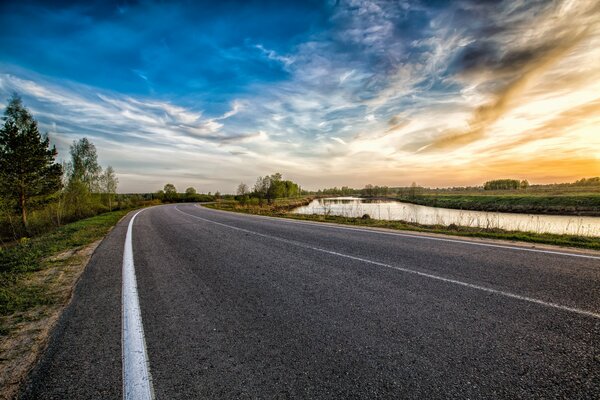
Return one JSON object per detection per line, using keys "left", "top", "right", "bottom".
{"left": 122, "top": 209, "right": 155, "bottom": 400}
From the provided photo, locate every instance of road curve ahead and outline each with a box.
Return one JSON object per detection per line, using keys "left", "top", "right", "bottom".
{"left": 21, "top": 204, "right": 600, "bottom": 399}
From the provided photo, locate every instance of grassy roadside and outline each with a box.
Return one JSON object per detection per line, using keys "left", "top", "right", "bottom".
{"left": 394, "top": 193, "right": 600, "bottom": 216}
{"left": 0, "top": 209, "right": 131, "bottom": 321}
{"left": 205, "top": 200, "right": 600, "bottom": 251}
{"left": 0, "top": 208, "right": 132, "bottom": 399}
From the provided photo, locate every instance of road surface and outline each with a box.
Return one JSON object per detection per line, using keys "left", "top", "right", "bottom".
{"left": 20, "top": 204, "right": 600, "bottom": 399}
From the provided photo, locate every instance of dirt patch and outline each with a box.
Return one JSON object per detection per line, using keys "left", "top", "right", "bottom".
{"left": 0, "top": 240, "right": 101, "bottom": 400}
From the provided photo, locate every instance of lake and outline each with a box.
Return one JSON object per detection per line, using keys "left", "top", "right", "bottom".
{"left": 291, "top": 197, "right": 600, "bottom": 237}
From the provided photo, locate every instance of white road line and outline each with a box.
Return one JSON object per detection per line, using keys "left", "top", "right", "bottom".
{"left": 175, "top": 206, "right": 600, "bottom": 320}
{"left": 122, "top": 209, "right": 155, "bottom": 400}
{"left": 200, "top": 205, "right": 600, "bottom": 261}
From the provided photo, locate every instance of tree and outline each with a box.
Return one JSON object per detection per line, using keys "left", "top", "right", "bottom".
{"left": 163, "top": 183, "right": 177, "bottom": 202}
{"left": 237, "top": 183, "right": 249, "bottom": 196}
{"left": 266, "top": 173, "right": 285, "bottom": 203}
{"left": 283, "top": 180, "right": 299, "bottom": 197}
{"left": 185, "top": 187, "right": 197, "bottom": 196}
{"left": 237, "top": 182, "right": 249, "bottom": 205}
{"left": 574, "top": 177, "right": 600, "bottom": 186}
{"left": 253, "top": 176, "right": 270, "bottom": 205}
{"left": 409, "top": 182, "right": 419, "bottom": 199}
{"left": 0, "top": 95, "right": 62, "bottom": 230}
{"left": 484, "top": 179, "right": 520, "bottom": 190}
{"left": 101, "top": 166, "right": 118, "bottom": 211}
{"left": 68, "top": 137, "right": 102, "bottom": 192}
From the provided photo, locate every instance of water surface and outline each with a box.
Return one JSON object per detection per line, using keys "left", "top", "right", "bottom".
{"left": 292, "top": 197, "right": 600, "bottom": 237}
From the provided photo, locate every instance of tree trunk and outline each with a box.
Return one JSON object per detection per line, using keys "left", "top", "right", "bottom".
{"left": 19, "top": 190, "right": 28, "bottom": 233}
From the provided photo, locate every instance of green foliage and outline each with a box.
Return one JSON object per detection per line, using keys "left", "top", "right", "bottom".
{"left": 0, "top": 95, "right": 63, "bottom": 230}
{"left": 0, "top": 100, "right": 124, "bottom": 240}
{"left": 164, "top": 183, "right": 176, "bottom": 193}
{"left": 236, "top": 183, "right": 249, "bottom": 205}
{"left": 100, "top": 166, "right": 118, "bottom": 211}
{"left": 68, "top": 137, "right": 102, "bottom": 192}
{"left": 252, "top": 173, "right": 301, "bottom": 204}
{"left": 397, "top": 193, "right": 600, "bottom": 216}
{"left": 266, "top": 173, "right": 284, "bottom": 202}
{"left": 316, "top": 186, "right": 357, "bottom": 196}
{"left": 253, "top": 176, "right": 270, "bottom": 204}
{"left": 0, "top": 209, "right": 130, "bottom": 318}
{"left": 361, "top": 184, "right": 391, "bottom": 197}
{"left": 573, "top": 177, "right": 600, "bottom": 186}
{"left": 484, "top": 179, "right": 521, "bottom": 190}
{"left": 63, "top": 179, "right": 95, "bottom": 220}
{"left": 152, "top": 184, "right": 214, "bottom": 204}
{"left": 163, "top": 183, "right": 178, "bottom": 202}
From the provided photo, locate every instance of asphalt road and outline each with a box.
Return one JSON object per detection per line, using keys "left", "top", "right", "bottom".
{"left": 20, "top": 204, "right": 600, "bottom": 399}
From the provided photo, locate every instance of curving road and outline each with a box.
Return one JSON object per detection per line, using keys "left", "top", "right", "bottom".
{"left": 20, "top": 204, "right": 600, "bottom": 399}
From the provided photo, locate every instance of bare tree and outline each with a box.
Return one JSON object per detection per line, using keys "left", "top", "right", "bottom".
{"left": 237, "top": 182, "right": 249, "bottom": 205}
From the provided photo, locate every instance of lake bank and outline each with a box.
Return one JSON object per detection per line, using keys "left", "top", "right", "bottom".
{"left": 389, "top": 193, "right": 600, "bottom": 216}
{"left": 293, "top": 198, "right": 600, "bottom": 237}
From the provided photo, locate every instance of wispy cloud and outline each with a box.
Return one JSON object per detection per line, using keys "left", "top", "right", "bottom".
{"left": 0, "top": 0, "right": 598, "bottom": 191}
{"left": 254, "top": 44, "right": 295, "bottom": 67}
{"left": 422, "top": 0, "right": 599, "bottom": 152}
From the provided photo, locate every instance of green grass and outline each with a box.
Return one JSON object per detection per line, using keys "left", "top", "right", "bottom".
{"left": 0, "top": 209, "right": 131, "bottom": 319}
{"left": 206, "top": 200, "right": 600, "bottom": 251}
{"left": 396, "top": 193, "right": 600, "bottom": 216}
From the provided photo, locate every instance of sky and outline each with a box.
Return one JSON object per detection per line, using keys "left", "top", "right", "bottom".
{"left": 0, "top": 0, "right": 599, "bottom": 193}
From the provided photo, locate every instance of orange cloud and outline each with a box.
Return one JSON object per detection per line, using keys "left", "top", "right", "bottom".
{"left": 421, "top": 25, "right": 592, "bottom": 152}
{"left": 489, "top": 98, "right": 600, "bottom": 153}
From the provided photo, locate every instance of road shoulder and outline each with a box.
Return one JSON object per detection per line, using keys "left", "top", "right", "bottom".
{"left": 0, "top": 240, "right": 102, "bottom": 400}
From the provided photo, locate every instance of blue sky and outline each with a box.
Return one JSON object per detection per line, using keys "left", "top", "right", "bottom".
{"left": 1, "top": 0, "right": 599, "bottom": 192}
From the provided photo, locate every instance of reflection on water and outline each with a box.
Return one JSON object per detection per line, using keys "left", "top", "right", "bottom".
{"left": 292, "top": 197, "right": 600, "bottom": 237}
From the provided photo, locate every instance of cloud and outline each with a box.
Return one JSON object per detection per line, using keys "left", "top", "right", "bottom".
{"left": 213, "top": 100, "right": 244, "bottom": 120}
{"left": 421, "top": 0, "right": 598, "bottom": 152}
{"left": 255, "top": 44, "right": 295, "bottom": 67}
{"left": 489, "top": 98, "right": 600, "bottom": 153}
{"left": 0, "top": 0, "right": 598, "bottom": 191}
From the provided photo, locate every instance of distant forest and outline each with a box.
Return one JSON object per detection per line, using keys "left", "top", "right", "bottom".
{"left": 313, "top": 177, "right": 600, "bottom": 197}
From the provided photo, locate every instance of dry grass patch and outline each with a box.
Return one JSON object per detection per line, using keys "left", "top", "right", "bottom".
{"left": 0, "top": 241, "right": 100, "bottom": 400}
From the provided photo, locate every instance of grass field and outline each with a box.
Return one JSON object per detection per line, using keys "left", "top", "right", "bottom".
{"left": 395, "top": 193, "right": 600, "bottom": 216}
{"left": 206, "top": 199, "right": 600, "bottom": 250}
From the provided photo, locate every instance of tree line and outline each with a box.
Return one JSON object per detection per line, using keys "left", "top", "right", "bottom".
{"left": 235, "top": 173, "right": 302, "bottom": 205}
{"left": 0, "top": 95, "right": 122, "bottom": 239}
{"left": 483, "top": 179, "right": 529, "bottom": 190}
{"left": 154, "top": 183, "right": 215, "bottom": 203}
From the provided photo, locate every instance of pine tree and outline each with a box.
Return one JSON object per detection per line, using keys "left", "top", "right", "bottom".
{"left": 0, "top": 94, "right": 62, "bottom": 231}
